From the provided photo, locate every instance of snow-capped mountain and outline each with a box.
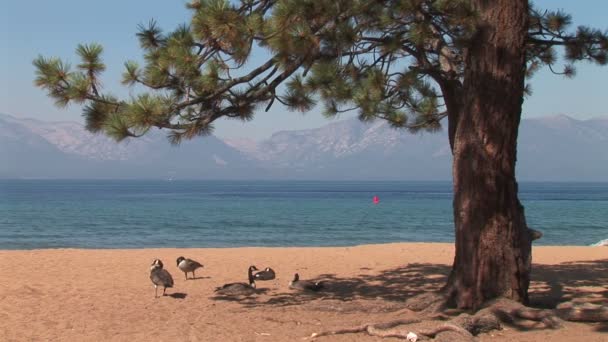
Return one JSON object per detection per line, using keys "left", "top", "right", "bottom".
{"left": 1, "top": 114, "right": 156, "bottom": 161}
{"left": 2, "top": 113, "right": 607, "bottom": 180}
{"left": 227, "top": 114, "right": 608, "bottom": 181}
{"left": 224, "top": 118, "right": 451, "bottom": 179}
{"left": 517, "top": 114, "right": 608, "bottom": 180}
{"left": 0, "top": 113, "right": 261, "bottom": 179}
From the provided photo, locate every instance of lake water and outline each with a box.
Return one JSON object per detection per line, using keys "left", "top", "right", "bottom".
{"left": 1, "top": 180, "right": 607, "bottom": 249}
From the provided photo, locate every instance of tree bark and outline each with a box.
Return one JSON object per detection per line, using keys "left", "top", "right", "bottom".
{"left": 438, "top": 79, "right": 463, "bottom": 151}
{"left": 444, "top": 0, "right": 531, "bottom": 309}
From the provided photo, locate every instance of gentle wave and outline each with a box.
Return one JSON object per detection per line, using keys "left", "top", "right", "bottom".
{"left": 2, "top": 180, "right": 608, "bottom": 249}
{"left": 591, "top": 239, "right": 608, "bottom": 246}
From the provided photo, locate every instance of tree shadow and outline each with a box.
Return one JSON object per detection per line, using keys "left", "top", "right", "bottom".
{"left": 529, "top": 259, "right": 608, "bottom": 333}
{"left": 209, "top": 288, "right": 271, "bottom": 302}
{"left": 313, "top": 263, "right": 448, "bottom": 302}
{"left": 209, "top": 263, "right": 449, "bottom": 308}
{"left": 595, "top": 323, "right": 608, "bottom": 333}
{"left": 530, "top": 259, "right": 608, "bottom": 308}
{"left": 208, "top": 258, "right": 608, "bottom": 331}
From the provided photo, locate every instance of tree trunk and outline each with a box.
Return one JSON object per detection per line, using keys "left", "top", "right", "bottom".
{"left": 438, "top": 79, "right": 463, "bottom": 151}
{"left": 444, "top": 0, "right": 531, "bottom": 309}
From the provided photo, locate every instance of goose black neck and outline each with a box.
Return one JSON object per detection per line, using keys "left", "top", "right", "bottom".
{"left": 248, "top": 267, "right": 255, "bottom": 284}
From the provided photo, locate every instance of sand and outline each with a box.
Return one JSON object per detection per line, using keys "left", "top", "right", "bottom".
{"left": 1, "top": 243, "right": 607, "bottom": 341}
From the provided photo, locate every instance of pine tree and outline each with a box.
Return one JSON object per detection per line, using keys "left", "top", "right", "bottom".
{"left": 34, "top": 0, "right": 608, "bottom": 309}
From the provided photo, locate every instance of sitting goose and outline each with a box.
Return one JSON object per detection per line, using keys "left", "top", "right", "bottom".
{"left": 176, "top": 256, "right": 204, "bottom": 280}
{"left": 289, "top": 273, "right": 324, "bottom": 292}
{"left": 214, "top": 265, "right": 258, "bottom": 295}
{"left": 253, "top": 267, "right": 276, "bottom": 281}
{"left": 150, "top": 259, "right": 174, "bottom": 298}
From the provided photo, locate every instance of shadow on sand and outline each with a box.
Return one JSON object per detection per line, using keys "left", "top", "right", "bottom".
{"left": 210, "top": 288, "right": 271, "bottom": 302}
{"left": 209, "top": 259, "right": 608, "bottom": 330}
{"left": 530, "top": 259, "right": 608, "bottom": 307}
{"left": 531, "top": 259, "right": 608, "bottom": 333}
{"left": 209, "top": 262, "right": 449, "bottom": 308}
{"left": 185, "top": 276, "right": 211, "bottom": 280}
{"left": 167, "top": 292, "right": 188, "bottom": 299}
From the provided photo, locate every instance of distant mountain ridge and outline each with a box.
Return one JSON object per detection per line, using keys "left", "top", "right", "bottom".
{"left": 0, "top": 113, "right": 259, "bottom": 179}
{"left": 1, "top": 113, "right": 607, "bottom": 180}
{"left": 225, "top": 118, "right": 451, "bottom": 179}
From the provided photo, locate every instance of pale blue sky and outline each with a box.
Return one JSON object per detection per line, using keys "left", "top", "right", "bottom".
{"left": 1, "top": 0, "right": 607, "bottom": 140}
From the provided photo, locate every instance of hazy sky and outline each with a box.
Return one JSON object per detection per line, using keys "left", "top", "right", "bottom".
{"left": 1, "top": 0, "right": 607, "bottom": 140}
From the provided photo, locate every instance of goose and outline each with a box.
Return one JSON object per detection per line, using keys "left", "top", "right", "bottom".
{"left": 214, "top": 265, "right": 258, "bottom": 295}
{"left": 289, "top": 273, "right": 323, "bottom": 292}
{"left": 253, "top": 267, "right": 276, "bottom": 281}
{"left": 176, "top": 256, "right": 204, "bottom": 280}
{"left": 150, "top": 259, "right": 174, "bottom": 298}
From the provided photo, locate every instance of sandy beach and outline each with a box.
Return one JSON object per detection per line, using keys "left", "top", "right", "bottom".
{"left": 1, "top": 243, "right": 607, "bottom": 341}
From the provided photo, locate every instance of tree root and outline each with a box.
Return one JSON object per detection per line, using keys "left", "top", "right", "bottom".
{"left": 483, "top": 298, "right": 563, "bottom": 329}
{"left": 308, "top": 318, "right": 421, "bottom": 339}
{"left": 555, "top": 301, "right": 608, "bottom": 322}
{"left": 309, "top": 320, "right": 475, "bottom": 341}
{"left": 403, "top": 291, "right": 448, "bottom": 313}
{"left": 308, "top": 295, "right": 608, "bottom": 340}
{"left": 417, "top": 323, "right": 473, "bottom": 339}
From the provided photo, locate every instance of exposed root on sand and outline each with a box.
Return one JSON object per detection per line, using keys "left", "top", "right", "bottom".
{"left": 308, "top": 293, "right": 608, "bottom": 341}
{"left": 555, "top": 301, "right": 608, "bottom": 322}
{"left": 308, "top": 318, "right": 422, "bottom": 339}
{"left": 309, "top": 321, "right": 476, "bottom": 341}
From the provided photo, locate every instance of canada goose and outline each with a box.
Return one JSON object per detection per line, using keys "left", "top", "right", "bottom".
{"left": 150, "top": 259, "right": 174, "bottom": 298}
{"left": 253, "top": 267, "right": 276, "bottom": 281}
{"left": 289, "top": 273, "right": 323, "bottom": 292}
{"left": 214, "top": 265, "right": 258, "bottom": 295}
{"left": 176, "top": 256, "right": 204, "bottom": 280}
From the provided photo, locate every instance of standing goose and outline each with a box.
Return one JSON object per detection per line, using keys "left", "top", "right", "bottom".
{"left": 253, "top": 267, "right": 276, "bottom": 281}
{"left": 289, "top": 273, "right": 324, "bottom": 292}
{"left": 214, "top": 266, "right": 258, "bottom": 295}
{"left": 176, "top": 256, "right": 204, "bottom": 280}
{"left": 150, "top": 259, "right": 174, "bottom": 298}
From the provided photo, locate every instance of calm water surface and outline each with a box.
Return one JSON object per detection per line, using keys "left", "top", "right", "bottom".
{"left": 1, "top": 180, "right": 607, "bottom": 249}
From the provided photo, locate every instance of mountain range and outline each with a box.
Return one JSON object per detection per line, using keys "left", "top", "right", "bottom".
{"left": 1, "top": 112, "right": 607, "bottom": 181}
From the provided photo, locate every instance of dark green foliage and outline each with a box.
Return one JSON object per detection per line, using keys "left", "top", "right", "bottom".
{"left": 34, "top": 0, "right": 608, "bottom": 143}
{"left": 528, "top": 6, "right": 608, "bottom": 80}
{"left": 82, "top": 97, "right": 119, "bottom": 132}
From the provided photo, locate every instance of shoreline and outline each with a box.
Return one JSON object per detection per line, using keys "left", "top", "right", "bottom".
{"left": 1, "top": 243, "right": 607, "bottom": 341}
{"left": 1, "top": 241, "right": 606, "bottom": 253}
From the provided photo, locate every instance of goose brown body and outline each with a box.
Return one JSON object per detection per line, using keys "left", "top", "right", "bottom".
{"left": 176, "top": 256, "right": 204, "bottom": 280}
{"left": 215, "top": 266, "right": 258, "bottom": 295}
{"left": 150, "top": 259, "right": 174, "bottom": 298}
{"left": 253, "top": 267, "right": 276, "bottom": 281}
{"left": 288, "top": 273, "right": 323, "bottom": 292}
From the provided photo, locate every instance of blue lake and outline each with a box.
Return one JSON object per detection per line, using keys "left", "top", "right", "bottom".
{"left": 1, "top": 180, "right": 607, "bottom": 249}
